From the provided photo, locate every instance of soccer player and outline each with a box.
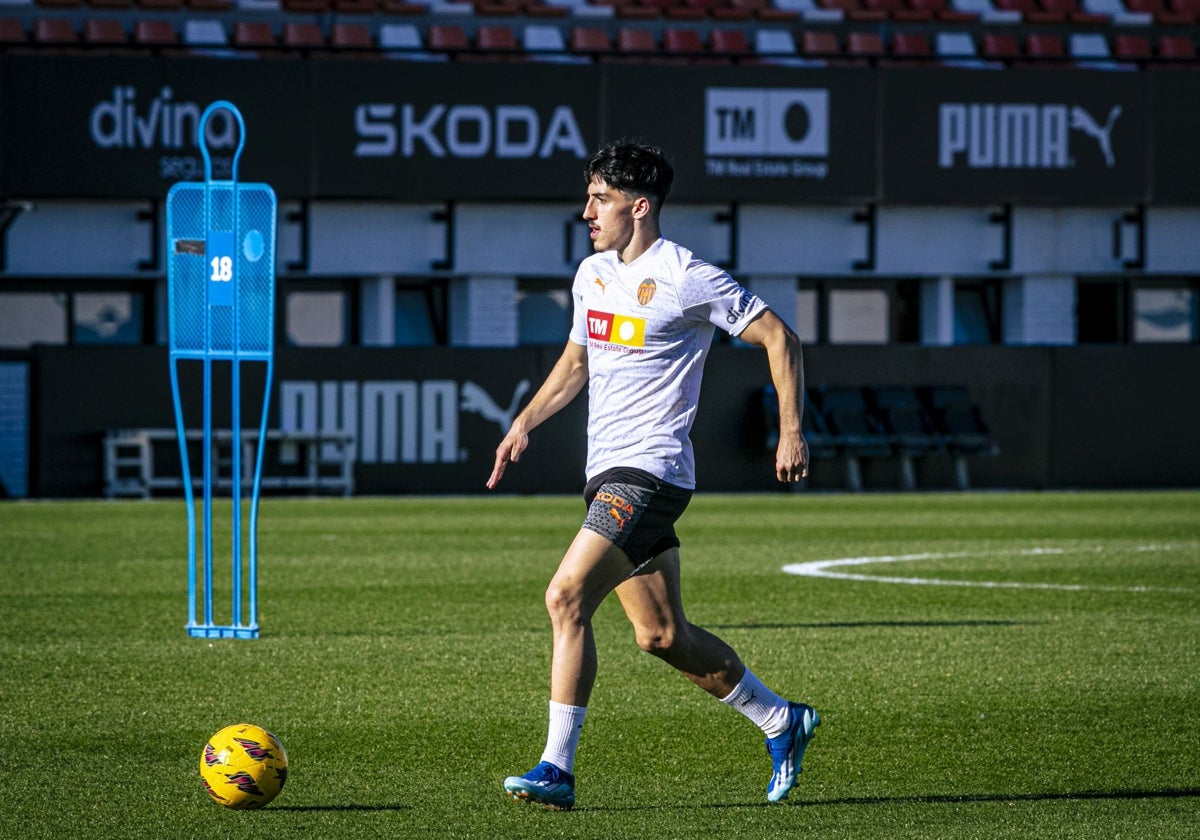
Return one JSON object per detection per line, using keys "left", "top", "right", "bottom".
{"left": 486, "top": 140, "right": 818, "bottom": 810}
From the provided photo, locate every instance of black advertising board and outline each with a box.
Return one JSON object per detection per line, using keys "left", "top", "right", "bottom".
{"left": 881, "top": 68, "right": 1148, "bottom": 204}
{"left": 1149, "top": 71, "right": 1200, "bottom": 205}
{"left": 310, "top": 60, "right": 600, "bottom": 200}
{"left": 2, "top": 56, "right": 310, "bottom": 198}
{"left": 603, "top": 66, "right": 877, "bottom": 202}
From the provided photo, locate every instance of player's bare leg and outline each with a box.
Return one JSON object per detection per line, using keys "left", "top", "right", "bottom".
{"left": 504, "top": 528, "right": 637, "bottom": 810}
{"left": 615, "top": 548, "right": 820, "bottom": 802}
{"left": 614, "top": 548, "right": 746, "bottom": 697}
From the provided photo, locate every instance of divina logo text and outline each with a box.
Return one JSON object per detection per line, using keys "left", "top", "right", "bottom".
{"left": 89, "top": 86, "right": 238, "bottom": 151}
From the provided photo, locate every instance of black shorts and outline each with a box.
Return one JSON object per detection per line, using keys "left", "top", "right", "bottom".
{"left": 582, "top": 467, "right": 693, "bottom": 572}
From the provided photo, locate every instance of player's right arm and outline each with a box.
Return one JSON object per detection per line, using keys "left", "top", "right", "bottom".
{"left": 486, "top": 340, "right": 589, "bottom": 489}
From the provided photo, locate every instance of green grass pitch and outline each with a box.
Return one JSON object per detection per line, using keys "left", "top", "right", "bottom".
{"left": 2, "top": 491, "right": 1198, "bottom": 838}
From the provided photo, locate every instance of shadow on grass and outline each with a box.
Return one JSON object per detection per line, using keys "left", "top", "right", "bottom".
{"left": 712, "top": 620, "right": 1030, "bottom": 630}
{"left": 580, "top": 787, "right": 1200, "bottom": 812}
{"left": 268, "top": 804, "right": 411, "bottom": 813}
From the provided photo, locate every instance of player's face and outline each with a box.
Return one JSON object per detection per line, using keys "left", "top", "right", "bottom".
{"left": 582, "top": 177, "right": 639, "bottom": 255}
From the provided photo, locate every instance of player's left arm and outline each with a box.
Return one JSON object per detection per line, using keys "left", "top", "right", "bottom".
{"left": 738, "top": 309, "right": 809, "bottom": 483}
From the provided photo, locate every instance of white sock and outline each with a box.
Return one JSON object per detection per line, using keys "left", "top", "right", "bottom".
{"left": 540, "top": 700, "right": 587, "bottom": 775}
{"left": 720, "top": 669, "right": 792, "bottom": 738}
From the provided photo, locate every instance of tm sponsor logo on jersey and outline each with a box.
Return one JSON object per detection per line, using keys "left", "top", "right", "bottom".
{"left": 587, "top": 309, "right": 646, "bottom": 352}
{"left": 704, "top": 87, "right": 830, "bottom": 180}
{"left": 354, "top": 102, "right": 587, "bottom": 159}
{"left": 939, "top": 102, "right": 1123, "bottom": 170}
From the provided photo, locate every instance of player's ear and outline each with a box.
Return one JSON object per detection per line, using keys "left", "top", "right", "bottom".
{"left": 631, "top": 195, "right": 652, "bottom": 219}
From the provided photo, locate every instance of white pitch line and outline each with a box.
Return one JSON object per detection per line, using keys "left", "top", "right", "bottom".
{"left": 781, "top": 547, "right": 1191, "bottom": 593}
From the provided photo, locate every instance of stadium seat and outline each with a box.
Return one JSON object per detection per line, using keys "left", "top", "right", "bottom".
{"left": 1112, "top": 32, "right": 1151, "bottom": 62}
{"left": 83, "top": 18, "right": 127, "bottom": 46}
{"left": 616, "top": 25, "right": 658, "bottom": 56}
{"left": 755, "top": 27, "right": 803, "bottom": 62}
{"left": 709, "top": 27, "right": 750, "bottom": 59}
{"left": 472, "top": 24, "right": 521, "bottom": 59}
{"left": 1123, "top": 0, "right": 1192, "bottom": 23}
{"left": 801, "top": 29, "right": 840, "bottom": 57}
{"left": 426, "top": 23, "right": 469, "bottom": 56}
{"left": 524, "top": 23, "right": 584, "bottom": 61}
{"left": 330, "top": 22, "right": 372, "bottom": 50}
{"left": 232, "top": 21, "right": 276, "bottom": 50}
{"left": 1158, "top": 33, "right": 1197, "bottom": 62}
{"left": 1082, "top": 0, "right": 1152, "bottom": 20}
{"left": 980, "top": 31, "right": 1020, "bottom": 62}
{"left": 813, "top": 386, "right": 894, "bottom": 491}
{"left": 920, "top": 385, "right": 999, "bottom": 489}
{"left": 846, "top": 30, "right": 886, "bottom": 61}
{"left": 1025, "top": 32, "right": 1067, "bottom": 64}
{"left": 378, "top": 0, "right": 431, "bottom": 12}
{"left": 283, "top": 21, "right": 324, "bottom": 49}
{"left": 1038, "top": 0, "right": 1110, "bottom": 21}
{"left": 935, "top": 30, "right": 985, "bottom": 65}
{"left": 909, "top": 0, "right": 980, "bottom": 19}
{"left": 183, "top": 18, "right": 227, "bottom": 47}
{"left": 380, "top": 21, "right": 442, "bottom": 59}
{"left": 569, "top": 25, "right": 612, "bottom": 58}
{"left": 0, "top": 18, "right": 26, "bottom": 46}
{"left": 133, "top": 19, "right": 179, "bottom": 48}
{"left": 1069, "top": 32, "right": 1118, "bottom": 66}
{"left": 891, "top": 31, "right": 932, "bottom": 60}
{"left": 663, "top": 26, "right": 704, "bottom": 55}
{"left": 950, "top": 0, "right": 1021, "bottom": 20}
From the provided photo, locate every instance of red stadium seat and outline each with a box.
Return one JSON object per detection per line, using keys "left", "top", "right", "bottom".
{"left": 283, "top": 22, "right": 325, "bottom": 49}
{"left": 427, "top": 24, "right": 469, "bottom": 55}
{"left": 134, "top": 19, "right": 179, "bottom": 48}
{"left": 709, "top": 27, "right": 750, "bottom": 59}
{"left": 34, "top": 17, "right": 78, "bottom": 44}
{"left": 801, "top": 30, "right": 841, "bottom": 58}
{"left": 330, "top": 22, "right": 373, "bottom": 50}
{"left": 892, "top": 32, "right": 932, "bottom": 59}
{"left": 569, "top": 25, "right": 612, "bottom": 57}
{"left": 1158, "top": 33, "right": 1197, "bottom": 61}
{"left": 83, "top": 18, "right": 127, "bottom": 45}
{"left": 980, "top": 32, "right": 1020, "bottom": 62}
{"left": 232, "top": 21, "right": 276, "bottom": 50}
{"left": 1113, "top": 33, "right": 1151, "bottom": 62}
{"left": 616, "top": 26, "right": 658, "bottom": 55}
{"left": 1025, "top": 32, "right": 1067, "bottom": 63}
{"left": 846, "top": 30, "right": 886, "bottom": 61}
{"left": 663, "top": 26, "right": 704, "bottom": 54}
{"left": 0, "top": 17, "right": 26, "bottom": 45}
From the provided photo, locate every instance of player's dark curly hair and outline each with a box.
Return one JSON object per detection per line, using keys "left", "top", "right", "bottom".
{"left": 585, "top": 140, "right": 674, "bottom": 210}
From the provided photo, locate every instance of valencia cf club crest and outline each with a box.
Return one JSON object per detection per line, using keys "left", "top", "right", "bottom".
{"left": 637, "top": 278, "right": 657, "bottom": 306}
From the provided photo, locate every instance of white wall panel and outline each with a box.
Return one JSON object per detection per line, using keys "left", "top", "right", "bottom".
{"left": 308, "top": 202, "right": 446, "bottom": 275}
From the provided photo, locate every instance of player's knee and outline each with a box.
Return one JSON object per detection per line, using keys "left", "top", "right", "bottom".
{"left": 544, "top": 582, "right": 582, "bottom": 624}
{"left": 634, "top": 622, "right": 678, "bottom": 655}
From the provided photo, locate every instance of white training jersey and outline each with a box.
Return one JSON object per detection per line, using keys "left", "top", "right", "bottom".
{"left": 568, "top": 237, "right": 767, "bottom": 489}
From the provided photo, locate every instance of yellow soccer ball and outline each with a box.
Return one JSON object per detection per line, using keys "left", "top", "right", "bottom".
{"left": 199, "top": 723, "right": 288, "bottom": 809}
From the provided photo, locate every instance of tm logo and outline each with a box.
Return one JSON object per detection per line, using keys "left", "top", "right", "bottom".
{"left": 705, "top": 88, "right": 829, "bottom": 157}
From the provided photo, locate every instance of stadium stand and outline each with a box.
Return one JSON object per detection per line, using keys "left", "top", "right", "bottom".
{"left": 0, "top": 0, "right": 1194, "bottom": 68}
{"left": 0, "top": 0, "right": 1185, "bottom": 62}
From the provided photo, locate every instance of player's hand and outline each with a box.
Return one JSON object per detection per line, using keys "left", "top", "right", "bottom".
{"left": 776, "top": 433, "right": 809, "bottom": 483}
{"left": 486, "top": 429, "right": 528, "bottom": 489}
